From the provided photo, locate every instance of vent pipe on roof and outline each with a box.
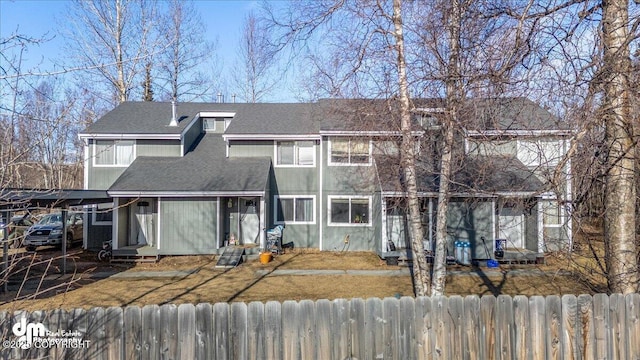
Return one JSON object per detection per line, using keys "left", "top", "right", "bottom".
{"left": 232, "top": 94, "right": 236, "bottom": 103}
{"left": 169, "top": 100, "right": 178, "bottom": 126}
{"left": 217, "top": 92, "right": 224, "bottom": 103}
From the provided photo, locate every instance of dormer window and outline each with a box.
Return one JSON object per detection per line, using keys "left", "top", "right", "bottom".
{"left": 203, "top": 118, "right": 217, "bottom": 132}
{"left": 413, "top": 107, "right": 443, "bottom": 129}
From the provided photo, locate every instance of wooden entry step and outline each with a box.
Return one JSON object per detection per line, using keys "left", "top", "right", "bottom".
{"left": 110, "top": 255, "right": 159, "bottom": 263}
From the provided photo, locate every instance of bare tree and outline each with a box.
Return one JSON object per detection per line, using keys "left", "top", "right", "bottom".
{"left": 63, "top": 0, "right": 156, "bottom": 105}
{"left": 156, "top": 0, "right": 216, "bottom": 102}
{"left": 234, "top": 11, "right": 279, "bottom": 103}
{"left": 600, "top": 0, "right": 638, "bottom": 293}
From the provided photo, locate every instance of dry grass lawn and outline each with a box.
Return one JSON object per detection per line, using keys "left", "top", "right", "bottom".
{"left": 0, "top": 245, "right": 605, "bottom": 312}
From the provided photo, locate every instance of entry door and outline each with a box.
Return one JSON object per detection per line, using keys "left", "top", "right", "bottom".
{"left": 386, "top": 207, "right": 407, "bottom": 250}
{"left": 498, "top": 205, "right": 524, "bottom": 249}
{"left": 240, "top": 198, "right": 260, "bottom": 244}
{"left": 131, "top": 199, "right": 155, "bottom": 247}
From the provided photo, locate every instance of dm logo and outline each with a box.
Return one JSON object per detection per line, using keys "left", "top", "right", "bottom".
{"left": 12, "top": 317, "right": 46, "bottom": 349}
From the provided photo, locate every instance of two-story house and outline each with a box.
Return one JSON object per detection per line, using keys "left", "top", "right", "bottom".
{"left": 78, "top": 98, "right": 571, "bottom": 261}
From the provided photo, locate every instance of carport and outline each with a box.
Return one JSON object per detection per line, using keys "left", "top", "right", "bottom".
{"left": 0, "top": 189, "right": 111, "bottom": 292}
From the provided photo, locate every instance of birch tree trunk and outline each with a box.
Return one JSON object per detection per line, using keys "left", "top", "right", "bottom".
{"left": 602, "top": 0, "right": 639, "bottom": 294}
{"left": 392, "top": 0, "right": 430, "bottom": 296}
{"left": 431, "top": 0, "right": 462, "bottom": 296}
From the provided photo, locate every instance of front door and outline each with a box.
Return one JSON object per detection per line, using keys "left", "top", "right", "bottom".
{"left": 498, "top": 205, "right": 524, "bottom": 249}
{"left": 130, "top": 199, "right": 155, "bottom": 247}
{"left": 240, "top": 198, "right": 260, "bottom": 244}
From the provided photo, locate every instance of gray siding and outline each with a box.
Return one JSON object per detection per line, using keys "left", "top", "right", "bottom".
{"left": 322, "top": 192, "right": 382, "bottom": 251}
{"left": 137, "top": 139, "right": 181, "bottom": 157}
{"left": 446, "top": 199, "right": 493, "bottom": 259}
{"left": 467, "top": 139, "right": 517, "bottom": 156}
{"left": 159, "top": 197, "right": 218, "bottom": 255}
{"left": 183, "top": 118, "right": 203, "bottom": 152}
{"left": 228, "top": 140, "right": 274, "bottom": 157}
{"left": 89, "top": 167, "right": 127, "bottom": 189}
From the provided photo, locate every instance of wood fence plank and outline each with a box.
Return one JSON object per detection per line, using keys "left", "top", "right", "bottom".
{"left": 625, "top": 293, "right": 640, "bottom": 359}
{"left": 49, "top": 308, "right": 69, "bottom": 360}
{"left": 332, "top": 298, "right": 350, "bottom": 360}
{"left": 513, "top": 295, "right": 531, "bottom": 360}
{"left": 365, "top": 297, "right": 384, "bottom": 360}
{"left": 609, "top": 293, "right": 626, "bottom": 360}
{"left": 298, "top": 300, "right": 316, "bottom": 360}
{"left": 67, "top": 308, "right": 89, "bottom": 360}
{"left": 382, "top": 297, "right": 399, "bottom": 360}
{"left": 315, "top": 299, "right": 332, "bottom": 360}
{"left": 104, "top": 307, "right": 123, "bottom": 360}
{"left": 463, "top": 295, "right": 481, "bottom": 360}
{"left": 213, "top": 302, "right": 229, "bottom": 360}
{"left": 480, "top": 295, "right": 496, "bottom": 360}
{"left": 433, "top": 295, "right": 449, "bottom": 359}
{"left": 414, "top": 296, "right": 433, "bottom": 359}
{"left": 546, "top": 295, "right": 563, "bottom": 360}
{"left": 195, "top": 303, "right": 213, "bottom": 360}
{"left": 123, "top": 306, "right": 142, "bottom": 360}
{"left": 264, "top": 301, "right": 281, "bottom": 360}
{"left": 159, "top": 304, "right": 178, "bottom": 360}
{"left": 246, "top": 302, "right": 264, "bottom": 360}
{"left": 561, "top": 295, "right": 578, "bottom": 360}
{"left": 282, "top": 300, "right": 298, "bottom": 360}
{"left": 86, "top": 306, "right": 106, "bottom": 360}
{"left": 29, "top": 310, "right": 47, "bottom": 359}
{"left": 141, "top": 304, "right": 160, "bottom": 360}
{"left": 178, "top": 303, "right": 196, "bottom": 360}
{"left": 449, "top": 295, "right": 464, "bottom": 360}
{"left": 399, "top": 296, "right": 415, "bottom": 360}
{"left": 0, "top": 311, "right": 10, "bottom": 359}
{"left": 230, "top": 302, "right": 248, "bottom": 360}
{"left": 592, "top": 294, "right": 608, "bottom": 360}
{"left": 349, "top": 298, "right": 366, "bottom": 360}
{"left": 576, "top": 294, "right": 594, "bottom": 360}
{"left": 496, "top": 295, "right": 514, "bottom": 360}
{"left": 529, "top": 296, "right": 546, "bottom": 360}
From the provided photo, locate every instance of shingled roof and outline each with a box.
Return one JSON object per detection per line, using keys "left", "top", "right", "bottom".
{"left": 108, "top": 135, "right": 271, "bottom": 193}
{"left": 81, "top": 97, "right": 564, "bottom": 137}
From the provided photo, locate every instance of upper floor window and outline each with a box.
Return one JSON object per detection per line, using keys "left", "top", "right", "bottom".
{"left": 94, "top": 140, "right": 135, "bottom": 166}
{"left": 275, "top": 141, "right": 315, "bottom": 167}
{"left": 329, "top": 138, "right": 371, "bottom": 165}
{"left": 518, "top": 139, "right": 564, "bottom": 167}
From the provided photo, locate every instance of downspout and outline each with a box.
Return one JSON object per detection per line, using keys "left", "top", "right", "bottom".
{"left": 319, "top": 138, "right": 323, "bottom": 250}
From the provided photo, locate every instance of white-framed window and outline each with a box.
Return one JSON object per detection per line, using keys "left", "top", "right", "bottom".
{"left": 275, "top": 141, "right": 315, "bottom": 167}
{"left": 328, "top": 196, "right": 371, "bottom": 226}
{"left": 274, "top": 195, "right": 315, "bottom": 224}
{"left": 92, "top": 202, "right": 114, "bottom": 225}
{"left": 328, "top": 138, "right": 371, "bottom": 165}
{"left": 203, "top": 118, "right": 216, "bottom": 132}
{"left": 518, "top": 139, "right": 564, "bottom": 167}
{"left": 542, "top": 200, "right": 564, "bottom": 227}
{"left": 93, "top": 140, "right": 135, "bottom": 166}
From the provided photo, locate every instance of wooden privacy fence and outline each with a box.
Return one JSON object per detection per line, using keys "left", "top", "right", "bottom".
{"left": 0, "top": 293, "right": 639, "bottom": 359}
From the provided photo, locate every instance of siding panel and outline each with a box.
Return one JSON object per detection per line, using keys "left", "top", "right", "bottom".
{"left": 160, "top": 198, "right": 217, "bottom": 255}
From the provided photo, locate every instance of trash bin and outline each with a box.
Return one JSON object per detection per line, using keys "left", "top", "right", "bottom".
{"left": 455, "top": 241, "right": 471, "bottom": 265}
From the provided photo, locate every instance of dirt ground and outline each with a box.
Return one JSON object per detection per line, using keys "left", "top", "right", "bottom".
{"left": 0, "top": 242, "right": 605, "bottom": 312}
